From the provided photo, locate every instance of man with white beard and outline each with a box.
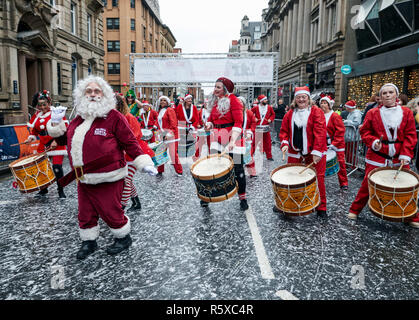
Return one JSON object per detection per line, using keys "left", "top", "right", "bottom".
{"left": 47, "top": 76, "right": 157, "bottom": 259}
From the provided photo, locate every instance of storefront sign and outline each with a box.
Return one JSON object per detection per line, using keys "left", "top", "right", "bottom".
{"left": 341, "top": 65, "right": 352, "bottom": 75}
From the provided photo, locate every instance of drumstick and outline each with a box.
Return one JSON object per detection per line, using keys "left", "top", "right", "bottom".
{"left": 10, "top": 142, "right": 27, "bottom": 147}
{"left": 298, "top": 162, "right": 315, "bottom": 175}
{"left": 393, "top": 163, "right": 404, "bottom": 181}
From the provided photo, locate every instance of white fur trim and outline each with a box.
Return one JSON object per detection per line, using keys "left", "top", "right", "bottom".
{"left": 28, "top": 135, "right": 37, "bottom": 141}
{"left": 133, "top": 154, "right": 154, "bottom": 171}
{"left": 71, "top": 118, "right": 94, "bottom": 166}
{"left": 399, "top": 155, "right": 411, "bottom": 163}
{"left": 27, "top": 122, "right": 35, "bottom": 128}
{"left": 311, "top": 150, "right": 324, "bottom": 158}
{"left": 109, "top": 217, "right": 131, "bottom": 239}
{"left": 79, "top": 225, "right": 100, "bottom": 241}
{"left": 47, "top": 150, "right": 68, "bottom": 157}
{"left": 81, "top": 166, "right": 128, "bottom": 185}
{"left": 379, "top": 83, "right": 399, "bottom": 96}
{"left": 281, "top": 140, "right": 289, "bottom": 145}
{"left": 47, "top": 120, "right": 68, "bottom": 138}
{"left": 158, "top": 96, "right": 171, "bottom": 106}
{"left": 259, "top": 97, "right": 268, "bottom": 102}
{"left": 345, "top": 104, "right": 356, "bottom": 109}
{"left": 295, "top": 90, "right": 310, "bottom": 97}
{"left": 288, "top": 153, "right": 301, "bottom": 159}
{"left": 232, "top": 127, "right": 242, "bottom": 134}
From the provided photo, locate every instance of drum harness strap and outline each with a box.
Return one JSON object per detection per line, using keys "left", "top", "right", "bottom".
{"left": 372, "top": 140, "right": 402, "bottom": 161}
{"left": 58, "top": 152, "right": 124, "bottom": 188}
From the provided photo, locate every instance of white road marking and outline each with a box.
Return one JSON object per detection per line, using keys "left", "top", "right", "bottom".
{"left": 275, "top": 290, "right": 299, "bottom": 300}
{"left": 245, "top": 205, "right": 275, "bottom": 280}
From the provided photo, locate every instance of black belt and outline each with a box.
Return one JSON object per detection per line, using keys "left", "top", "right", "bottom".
{"left": 372, "top": 150, "right": 400, "bottom": 161}
{"left": 214, "top": 123, "right": 234, "bottom": 129}
{"left": 381, "top": 140, "right": 402, "bottom": 145}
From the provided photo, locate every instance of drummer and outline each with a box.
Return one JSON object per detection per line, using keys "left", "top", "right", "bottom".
{"left": 23, "top": 90, "right": 68, "bottom": 198}
{"left": 176, "top": 93, "right": 200, "bottom": 154}
{"left": 320, "top": 95, "right": 349, "bottom": 190}
{"left": 348, "top": 83, "right": 419, "bottom": 228}
{"left": 193, "top": 101, "right": 211, "bottom": 161}
{"left": 139, "top": 100, "right": 159, "bottom": 143}
{"left": 279, "top": 86, "right": 328, "bottom": 217}
{"left": 237, "top": 96, "right": 257, "bottom": 178}
{"left": 251, "top": 95, "right": 275, "bottom": 161}
{"left": 204, "top": 77, "right": 249, "bottom": 211}
{"left": 156, "top": 96, "right": 183, "bottom": 177}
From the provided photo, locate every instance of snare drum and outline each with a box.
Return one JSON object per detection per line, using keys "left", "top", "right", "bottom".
{"left": 197, "top": 128, "right": 211, "bottom": 137}
{"left": 243, "top": 141, "right": 252, "bottom": 165}
{"left": 325, "top": 149, "right": 339, "bottom": 177}
{"left": 141, "top": 129, "right": 153, "bottom": 141}
{"left": 256, "top": 125, "right": 270, "bottom": 133}
{"left": 190, "top": 154, "right": 238, "bottom": 203}
{"left": 271, "top": 164, "right": 320, "bottom": 216}
{"left": 9, "top": 153, "right": 56, "bottom": 193}
{"left": 368, "top": 167, "right": 419, "bottom": 222}
{"left": 149, "top": 142, "right": 169, "bottom": 166}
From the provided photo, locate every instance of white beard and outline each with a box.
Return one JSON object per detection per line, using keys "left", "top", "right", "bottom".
{"left": 294, "top": 108, "right": 310, "bottom": 128}
{"left": 76, "top": 95, "right": 115, "bottom": 120}
{"left": 381, "top": 106, "right": 403, "bottom": 130}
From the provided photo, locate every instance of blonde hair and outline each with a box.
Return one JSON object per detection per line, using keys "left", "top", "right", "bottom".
{"left": 290, "top": 97, "right": 316, "bottom": 110}
{"left": 115, "top": 94, "right": 130, "bottom": 115}
{"left": 407, "top": 96, "right": 419, "bottom": 112}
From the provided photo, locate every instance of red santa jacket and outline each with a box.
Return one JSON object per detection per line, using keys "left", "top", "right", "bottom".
{"left": 325, "top": 111, "right": 345, "bottom": 152}
{"left": 175, "top": 104, "right": 200, "bottom": 131}
{"left": 157, "top": 106, "right": 179, "bottom": 144}
{"left": 47, "top": 109, "right": 152, "bottom": 185}
{"left": 279, "top": 106, "right": 328, "bottom": 158}
{"left": 251, "top": 104, "right": 275, "bottom": 127}
{"left": 29, "top": 111, "right": 68, "bottom": 156}
{"left": 197, "top": 108, "right": 211, "bottom": 128}
{"left": 207, "top": 94, "right": 245, "bottom": 152}
{"left": 139, "top": 108, "right": 159, "bottom": 130}
{"left": 27, "top": 111, "right": 41, "bottom": 129}
{"left": 360, "top": 105, "right": 417, "bottom": 166}
{"left": 244, "top": 109, "right": 257, "bottom": 139}
{"left": 125, "top": 113, "right": 154, "bottom": 162}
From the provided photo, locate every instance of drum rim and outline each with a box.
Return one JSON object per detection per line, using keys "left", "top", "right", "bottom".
{"left": 368, "top": 167, "right": 419, "bottom": 192}
{"left": 270, "top": 163, "right": 318, "bottom": 188}
{"left": 9, "top": 153, "right": 47, "bottom": 169}
{"left": 18, "top": 179, "right": 57, "bottom": 194}
{"left": 274, "top": 205, "right": 318, "bottom": 217}
{"left": 190, "top": 154, "right": 234, "bottom": 181}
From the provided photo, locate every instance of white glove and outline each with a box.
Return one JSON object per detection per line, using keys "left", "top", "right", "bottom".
{"left": 143, "top": 165, "right": 158, "bottom": 176}
{"left": 50, "top": 106, "right": 67, "bottom": 124}
{"left": 245, "top": 130, "right": 253, "bottom": 140}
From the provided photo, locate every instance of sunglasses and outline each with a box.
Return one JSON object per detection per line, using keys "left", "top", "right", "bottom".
{"left": 38, "top": 102, "right": 49, "bottom": 107}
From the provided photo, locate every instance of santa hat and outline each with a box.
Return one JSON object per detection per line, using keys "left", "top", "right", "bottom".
{"left": 158, "top": 96, "right": 171, "bottom": 106}
{"left": 184, "top": 94, "right": 193, "bottom": 101}
{"left": 294, "top": 86, "right": 310, "bottom": 98}
{"left": 38, "top": 90, "right": 51, "bottom": 102}
{"left": 258, "top": 95, "right": 268, "bottom": 103}
{"left": 345, "top": 100, "right": 357, "bottom": 109}
{"left": 142, "top": 100, "right": 150, "bottom": 106}
{"left": 217, "top": 77, "right": 234, "bottom": 93}
{"left": 379, "top": 83, "right": 400, "bottom": 96}
{"left": 320, "top": 95, "right": 335, "bottom": 107}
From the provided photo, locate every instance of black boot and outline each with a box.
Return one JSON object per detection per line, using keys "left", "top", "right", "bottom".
{"left": 36, "top": 188, "right": 48, "bottom": 197}
{"left": 240, "top": 199, "right": 249, "bottom": 211}
{"left": 54, "top": 165, "right": 66, "bottom": 198}
{"left": 106, "top": 235, "right": 132, "bottom": 255}
{"left": 76, "top": 240, "right": 98, "bottom": 260}
{"left": 128, "top": 196, "right": 142, "bottom": 211}
{"left": 200, "top": 200, "right": 209, "bottom": 208}
{"left": 58, "top": 187, "right": 66, "bottom": 199}
{"left": 317, "top": 210, "right": 328, "bottom": 218}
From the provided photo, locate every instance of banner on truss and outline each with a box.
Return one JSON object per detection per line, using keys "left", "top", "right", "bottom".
{"left": 134, "top": 57, "right": 274, "bottom": 84}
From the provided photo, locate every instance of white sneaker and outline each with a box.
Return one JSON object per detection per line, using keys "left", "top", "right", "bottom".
{"left": 348, "top": 213, "right": 358, "bottom": 220}
{"left": 409, "top": 221, "right": 419, "bottom": 229}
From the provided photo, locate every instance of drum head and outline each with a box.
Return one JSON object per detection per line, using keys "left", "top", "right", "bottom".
{"left": 326, "top": 149, "right": 336, "bottom": 161}
{"left": 271, "top": 165, "right": 316, "bottom": 186}
{"left": 10, "top": 154, "right": 44, "bottom": 167}
{"left": 370, "top": 169, "right": 419, "bottom": 189}
{"left": 191, "top": 155, "right": 232, "bottom": 178}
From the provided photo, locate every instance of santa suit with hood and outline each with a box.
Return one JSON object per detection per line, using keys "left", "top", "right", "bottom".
{"left": 157, "top": 96, "right": 183, "bottom": 175}
{"left": 279, "top": 87, "right": 328, "bottom": 212}
{"left": 47, "top": 76, "right": 154, "bottom": 242}
{"left": 139, "top": 102, "right": 159, "bottom": 143}
{"left": 349, "top": 95, "right": 418, "bottom": 220}
{"left": 321, "top": 96, "right": 348, "bottom": 188}
{"left": 251, "top": 95, "right": 275, "bottom": 160}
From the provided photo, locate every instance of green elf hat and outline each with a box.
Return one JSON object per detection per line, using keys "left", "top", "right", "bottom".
{"left": 125, "top": 89, "right": 136, "bottom": 98}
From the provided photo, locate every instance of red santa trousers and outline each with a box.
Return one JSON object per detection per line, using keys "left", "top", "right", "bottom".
{"left": 254, "top": 131, "right": 273, "bottom": 159}
{"left": 194, "top": 135, "right": 211, "bottom": 159}
{"left": 158, "top": 141, "right": 183, "bottom": 174}
{"left": 337, "top": 151, "right": 348, "bottom": 187}
{"left": 77, "top": 179, "right": 129, "bottom": 232}
{"left": 288, "top": 155, "right": 327, "bottom": 211}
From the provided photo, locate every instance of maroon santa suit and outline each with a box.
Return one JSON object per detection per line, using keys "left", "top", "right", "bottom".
{"left": 349, "top": 105, "right": 418, "bottom": 217}
{"left": 279, "top": 87, "right": 328, "bottom": 212}
{"left": 322, "top": 95, "right": 348, "bottom": 188}
{"left": 251, "top": 95, "right": 275, "bottom": 160}
{"left": 157, "top": 96, "right": 183, "bottom": 175}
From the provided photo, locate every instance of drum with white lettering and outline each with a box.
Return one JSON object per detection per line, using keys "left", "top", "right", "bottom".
{"left": 325, "top": 149, "right": 339, "bottom": 177}
{"left": 149, "top": 142, "right": 169, "bottom": 166}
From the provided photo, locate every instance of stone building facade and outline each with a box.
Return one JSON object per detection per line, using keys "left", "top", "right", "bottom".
{"left": 0, "top": 0, "right": 105, "bottom": 125}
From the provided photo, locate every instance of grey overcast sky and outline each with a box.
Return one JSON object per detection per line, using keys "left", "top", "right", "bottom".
{"left": 159, "top": 0, "right": 267, "bottom": 53}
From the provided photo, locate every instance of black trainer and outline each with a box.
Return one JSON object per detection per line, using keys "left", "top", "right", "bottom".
{"left": 106, "top": 235, "right": 132, "bottom": 256}
{"left": 128, "top": 196, "right": 142, "bottom": 211}
{"left": 58, "top": 187, "right": 66, "bottom": 199}
{"left": 200, "top": 200, "right": 209, "bottom": 208}
{"left": 36, "top": 188, "right": 48, "bottom": 197}
{"left": 317, "top": 210, "right": 328, "bottom": 218}
{"left": 76, "top": 240, "right": 98, "bottom": 260}
{"left": 240, "top": 199, "right": 249, "bottom": 211}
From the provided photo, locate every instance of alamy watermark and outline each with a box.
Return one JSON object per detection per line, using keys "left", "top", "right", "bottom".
{"left": 50, "top": 265, "right": 65, "bottom": 290}
{"left": 351, "top": 265, "right": 366, "bottom": 290}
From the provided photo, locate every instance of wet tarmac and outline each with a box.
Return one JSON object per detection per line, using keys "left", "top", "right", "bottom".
{"left": 0, "top": 144, "right": 417, "bottom": 300}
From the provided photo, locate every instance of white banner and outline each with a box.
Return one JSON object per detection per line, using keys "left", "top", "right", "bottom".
{"left": 134, "top": 57, "right": 274, "bottom": 84}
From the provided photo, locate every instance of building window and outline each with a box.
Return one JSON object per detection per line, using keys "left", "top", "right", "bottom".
{"left": 143, "top": 26, "right": 146, "bottom": 39}
{"left": 108, "top": 63, "right": 120, "bottom": 75}
{"left": 107, "top": 18, "right": 119, "bottom": 30}
{"left": 112, "top": 0, "right": 118, "bottom": 7}
{"left": 57, "top": 63, "right": 62, "bottom": 95}
{"left": 131, "top": 41, "right": 136, "bottom": 53}
{"left": 70, "top": 2, "right": 77, "bottom": 35}
{"left": 87, "top": 14, "right": 92, "bottom": 42}
{"left": 71, "top": 56, "right": 78, "bottom": 90}
{"left": 103, "top": 0, "right": 107, "bottom": 7}
{"left": 50, "top": 0, "right": 56, "bottom": 6}
{"left": 156, "top": 39, "right": 158, "bottom": 51}
{"left": 107, "top": 41, "right": 120, "bottom": 52}
{"left": 131, "top": 19, "right": 135, "bottom": 30}
{"left": 130, "top": 0, "right": 135, "bottom": 8}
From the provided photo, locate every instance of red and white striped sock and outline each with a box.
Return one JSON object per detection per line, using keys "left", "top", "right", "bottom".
{"left": 122, "top": 164, "right": 137, "bottom": 206}
{"left": 239, "top": 193, "right": 247, "bottom": 201}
